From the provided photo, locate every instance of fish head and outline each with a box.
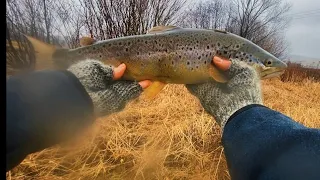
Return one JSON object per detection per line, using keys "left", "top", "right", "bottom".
{"left": 232, "top": 36, "right": 288, "bottom": 79}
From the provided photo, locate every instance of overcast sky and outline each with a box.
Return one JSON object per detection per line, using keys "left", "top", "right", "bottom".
{"left": 285, "top": 0, "right": 320, "bottom": 58}
{"left": 186, "top": 0, "right": 320, "bottom": 59}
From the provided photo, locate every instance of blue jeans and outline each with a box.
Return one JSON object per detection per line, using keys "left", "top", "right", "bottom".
{"left": 223, "top": 105, "right": 320, "bottom": 180}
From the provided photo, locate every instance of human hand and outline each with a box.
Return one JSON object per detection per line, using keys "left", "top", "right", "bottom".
{"left": 186, "top": 57, "right": 263, "bottom": 130}
{"left": 67, "top": 59, "right": 151, "bottom": 117}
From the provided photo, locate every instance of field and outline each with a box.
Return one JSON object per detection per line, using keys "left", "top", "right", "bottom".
{"left": 7, "top": 66, "right": 320, "bottom": 180}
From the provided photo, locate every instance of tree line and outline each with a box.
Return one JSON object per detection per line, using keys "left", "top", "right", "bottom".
{"left": 6, "top": 0, "right": 291, "bottom": 74}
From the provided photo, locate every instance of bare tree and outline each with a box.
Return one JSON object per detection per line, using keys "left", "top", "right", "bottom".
{"left": 178, "top": 0, "right": 227, "bottom": 29}
{"left": 226, "top": 0, "right": 291, "bottom": 58}
{"left": 178, "top": 0, "right": 291, "bottom": 58}
{"left": 79, "top": 0, "right": 186, "bottom": 40}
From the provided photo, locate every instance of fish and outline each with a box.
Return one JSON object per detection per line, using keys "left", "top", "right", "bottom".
{"left": 24, "top": 25, "right": 287, "bottom": 98}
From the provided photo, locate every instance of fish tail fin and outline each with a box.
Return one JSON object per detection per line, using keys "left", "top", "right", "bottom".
{"left": 23, "top": 35, "right": 57, "bottom": 70}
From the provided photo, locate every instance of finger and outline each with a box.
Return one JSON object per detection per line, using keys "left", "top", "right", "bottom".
{"left": 226, "top": 60, "right": 259, "bottom": 89}
{"left": 213, "top": 56, "right": 231, "bottom": 71}
{"left": 113, "top": 63, "right": 126, "bottom": 80}
{"left": 139, "top": 80, "right": 152, "bottom": 89}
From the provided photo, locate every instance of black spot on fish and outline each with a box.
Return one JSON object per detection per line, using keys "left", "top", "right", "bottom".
{"left": 99, "top": 55, "right": 102, "bottom": 58}
{"left": 217, "top": 42, "right": 221, "bottom": 46}
{"left": 224, "top": 51, "right": 228, "bottom": 54}
{"left": 182, "top": 47, "right": 184, "bottom": 50}
{"left": 137, "top": 52, "right": 140, "bottom": 55}
{"left": 249, "top": 59, "right": 252, "bottom": 62}
{"left": 172, "top": 61, "right": 174, "bottom": 65}
{"left": 197, "top": 40, "right": 199, "bottom": 43}
{"left": 119, "top": 42, "right": 122, "bottom": 45}
{"left": 158, "top": 59, "right": 161, "bottom": 62}
{"left": 240, "top": 58, "right": 244, "bottom": 61}
{"left": 108, "top": 44, "right": 111, "bottom": 47}
{"left": 137, "top": 39, "right": 140, "bottom": 42}
{"left": 148, "top": 52, "right": 151, "bottom": 55}
{"left": 128, "top": 42, "right": 131, "bottom": 45}
{"left": 204, "top": 38, "right": 207, "bottom": 41}
{"left": 198, "top": 56, "right": 201, "bottom": 60}
{"left": 196, "top": 66, "right": 199, "bottom": 69}
{"left": 236, "top": 45, "right": 240, "bottom": 48}
{"left": 206, "top": 54, "right": 208, "bottom": 57}
{"left": 243, "top": 53, "right": 246, "bottom": 56}
{"left": 207, "top": 46, "right": 210, "bottom": 49}
{"left": 165, "top": 49, "right": 168, "bottom": 52}
{"left": 145, "top": 41, "right": 148, "bottom": 44}
{"left": 191, "top": 67, "right": 194, "bottom": 71}
{"left": 236, "top": 56, "right": 239, "bottom": 58}
{"left": 170, "top": 40, "right": 173, "bottom": 43}
{"left": 267, "top": 61, "right": 272, "bottom": 65}
{"left": 187, "top": 61, "right": 190, "bottom": 65}
{"left": 102, "top": 44, "right": 106, "bottom": 48}
{"left": 179, "top": 55, "right": 182, "bottom": 59}
{"left": 189, "top": 48, "right": 193, "bottom": 50}
{"left": 204, "top": 61, "right": 207, "bottom": 64}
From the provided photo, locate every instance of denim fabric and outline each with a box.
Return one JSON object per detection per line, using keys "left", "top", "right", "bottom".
{"left": 6, "top": 70, "right": 94, "bottom": 171}
{"left": 223, "top": 105, "right": 320, "bottom": 180}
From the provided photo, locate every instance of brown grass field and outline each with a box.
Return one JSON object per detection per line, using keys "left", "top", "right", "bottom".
{"left": 7, "top": 67, "right": 320, "bottom": 180}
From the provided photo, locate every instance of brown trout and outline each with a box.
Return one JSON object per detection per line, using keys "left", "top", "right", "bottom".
{"left": 24, "top": 25, "right": 287, "bottom": 98}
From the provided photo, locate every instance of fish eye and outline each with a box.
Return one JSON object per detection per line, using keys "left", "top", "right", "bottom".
{"left": 267, "top": 60, "right": 272, "bottom": 65}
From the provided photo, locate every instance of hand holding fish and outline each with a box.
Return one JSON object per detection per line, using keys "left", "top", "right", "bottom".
{"left": 67, "top": 59, "right": 151, "bottom": 117}
{"left": 186, "top": 57, "right": 263, "bottom": 130}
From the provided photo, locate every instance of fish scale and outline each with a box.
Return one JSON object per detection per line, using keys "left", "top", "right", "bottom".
{"left": 24, "top": 25, "right": 287, "bottom": 98}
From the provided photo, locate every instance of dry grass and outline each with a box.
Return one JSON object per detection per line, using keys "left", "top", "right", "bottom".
{"left": 280, "top": 62, "right": 320, "bottom": 82}
{"left": 7, "top": 75, "right": 320, "bottom": 180}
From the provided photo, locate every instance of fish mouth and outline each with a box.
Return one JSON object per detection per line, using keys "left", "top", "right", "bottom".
{"left": 260, "top": 67, "right": 286, "bottom": 79}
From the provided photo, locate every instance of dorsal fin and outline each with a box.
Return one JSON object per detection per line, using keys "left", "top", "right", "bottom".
{"left": 80, "top": 37, "right": 96, "bottom": 47}
{"left": 147, "top": 25, "right": 180, "bottom": 34}
{"left": 213, "top": 29, "right": 228, "bottom": 34}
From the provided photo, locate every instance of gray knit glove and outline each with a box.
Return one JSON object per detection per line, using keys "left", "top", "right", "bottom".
{"left": 186, "top": 59, "right": 263, "bottom": 130}
{"left": 67, "top": 59, "right": 142, "bottom": 117}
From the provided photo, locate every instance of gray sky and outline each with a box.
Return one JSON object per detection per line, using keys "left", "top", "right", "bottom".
{"left": 285, "top": 0, "right": 320, "bottom": 58}
{"left": 186, "top": 0, "right": 320, "bottom": 59}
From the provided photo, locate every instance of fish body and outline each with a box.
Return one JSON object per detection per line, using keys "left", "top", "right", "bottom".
{"left": 25, "top": 26, "right": 287, "bottom": 97}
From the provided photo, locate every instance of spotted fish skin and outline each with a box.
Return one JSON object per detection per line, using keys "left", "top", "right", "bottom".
{"left": 27, "top": 26, "right": 288, "bottom": 84}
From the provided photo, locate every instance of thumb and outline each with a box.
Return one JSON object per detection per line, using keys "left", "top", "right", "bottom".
{"left": 213, "top": 56, "right": 231, "bottom": 71}
{"left": 113, "top": 64, "right": 126, "bottom": 80}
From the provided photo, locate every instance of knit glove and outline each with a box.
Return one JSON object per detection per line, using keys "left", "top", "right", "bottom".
{"left": 186, "top": 59, "right": 263, "bottom": 130}
{"left": 67, "top": 59, "right": 142, "bottom": 117}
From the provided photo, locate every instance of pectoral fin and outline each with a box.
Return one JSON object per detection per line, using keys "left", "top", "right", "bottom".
{"left": 209, "top": 65, "right": 228, "bottom": 83}
{"left": 143, "top": 81, "right": 167, "bottom": 99}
